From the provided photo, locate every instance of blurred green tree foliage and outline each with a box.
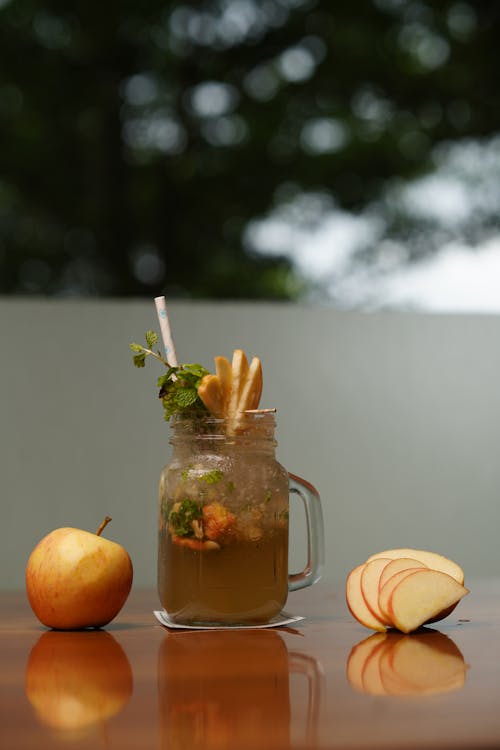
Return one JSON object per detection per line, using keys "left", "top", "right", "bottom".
{"left": 0, "top": 0, "right": 498, "bottom": 297}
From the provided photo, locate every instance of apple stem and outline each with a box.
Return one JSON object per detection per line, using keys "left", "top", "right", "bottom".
{"left": 96, "top": 516, "right": 112, "bottom": 536}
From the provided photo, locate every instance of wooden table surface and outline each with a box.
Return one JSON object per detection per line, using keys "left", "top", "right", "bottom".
{"left": 1, "top": 580, "right": 499, "bottom": 750}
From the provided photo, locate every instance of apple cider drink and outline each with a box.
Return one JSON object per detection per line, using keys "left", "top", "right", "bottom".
{"left": 130, "top": 331, "right": 324, "bottom": 626}
{"left": 158, "top": 413, "right": 290, "bottom": 624}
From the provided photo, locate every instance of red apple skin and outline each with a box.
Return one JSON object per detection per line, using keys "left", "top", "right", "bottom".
{"left": 346, "top": 564, "right": 387, "bottom": 632}
{"left": 26, "top": 527, "right": 133, "bottom": 630}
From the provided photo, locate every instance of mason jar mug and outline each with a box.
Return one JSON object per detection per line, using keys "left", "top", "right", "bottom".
{"left": 158, "top": 412, "right": 324, "bottom": 625}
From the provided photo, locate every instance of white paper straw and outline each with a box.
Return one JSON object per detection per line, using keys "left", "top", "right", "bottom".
{"left": 154, "top": 296, "right": 178, "bottom": 366}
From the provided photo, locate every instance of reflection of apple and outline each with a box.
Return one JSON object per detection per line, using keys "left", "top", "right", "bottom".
{"left": 26, "top": 517, "right": 133, "bottom": 629}
{"left": 346, "top": 548, "right": 468, "bottom": 633}
{"left": 25, "top": 630, "right": 133, "bottom": 731}
{"left": 347, "top": 629, "right": 467, "bottom": 696}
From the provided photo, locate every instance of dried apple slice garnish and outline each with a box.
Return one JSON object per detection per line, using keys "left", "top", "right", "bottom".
{"left": 215, "top": 355, "right": 233, "bottom": 413}
{"left": 197, "top": 374, "right": 225, "bottom": 417}
{"left": 238, "top": 356, "right": 263, "bottom": 412}
{"left": 228, "top": 349, "right": 249, "bottom": 418}
{"left": 197, "top": 349, "right": 264, "bottom": 430}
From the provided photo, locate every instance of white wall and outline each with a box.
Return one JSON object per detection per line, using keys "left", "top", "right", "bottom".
{"left": 2, "top": 298, "right": 499, "bottom": 590}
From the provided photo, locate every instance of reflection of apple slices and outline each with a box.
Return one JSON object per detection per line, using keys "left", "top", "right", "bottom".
{"left": 361, "top": 638, "right": 389, "bottom": 695}
{"left": 389, "top": 631, "right": 467, "bottom": 695}
{"left": 387, "top": 569, "right": 469, "bottom": 634}
{"left": 378, "top": 557, "right": 428, "bottom": 590}
{"left": 346, "top": 564, "right": 386, "bottom": 632}
{"left": 366, "top": 548, "right": 464, "bottom": 584}
{"left": 360, "top": 558, "right": 391, "bottom": 623}
{"left": 348, "top": 630, "right": 467, "bottom": 697}
{"left": 364, "top": 632, "right": 403, "bottom": 695}
{"left": 346, "top": 633, "right": 386, "bottom": 692}
{"left": 379, "top": 637, "right": 410, "bottom": 695}
{"left": 349, "top": 632, "right": 401, "bottom": 696}
{"left": 379, "top": 567, "right": 427, "bottom": 623}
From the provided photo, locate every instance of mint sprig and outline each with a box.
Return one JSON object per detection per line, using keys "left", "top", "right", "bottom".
{"left": 130, "top": 330, "right": 166, "bottom": 368}
{"left": 129, "top": 332, "right": 210, "bottom": 421}
{"left": 168, "top": 498, "right": 203, "bottom": 537}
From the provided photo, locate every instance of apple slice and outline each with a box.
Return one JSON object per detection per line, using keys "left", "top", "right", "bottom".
{"left": 366, "top": 548, "right": 464, "bottom": 585}
{"left": 237, "top": 356, "right": 263, "bottom": 413}
{"left": 228, "top": 349, "right": 249, "bottom": 418}
{"left": 378, "top": 557, "right": 428, "bottom": 591}
{"left": 379, "top": 567, "right": 427, "bottom": 624}
{"left": 214, "top": 355, "right": 233, "bottom": 409}
{"left": 387, "top": 569, "right": 469, "bottom": 634}
{"left": 346, "top": 564, "right": 386, "bottom": 632}
{"left": 360, "top": 558, "right": 392, "bottom": 623}
{"left": 199, "top": 350, "right": 264, "bottom": 430}
{"left": 197, "top": 374, "right": 225, "bottom": 417}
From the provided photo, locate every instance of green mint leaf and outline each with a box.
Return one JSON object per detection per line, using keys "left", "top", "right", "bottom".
{"left": 130, "top": 343, "right": 145, "bottom": 353}
{"left": 130, "top": 336, "right": 211, "bottom": 420}
{"left": 175, "top": 387, "right": 199, "bottom": 408}
{"left": 199, "top": 469, "right": 224, "bottom": 484}
{"left": 157, "top": 373, "right": 170, "bottom": 389}
{"left": 145, "top": 330, "right": 158, "bottom": 349}
{"left": 182, "top": 363, "right": 209, "bottom": 378}
{"left": 168, "top": 498, "right": 203, "bottom": 537}
{"left": 133, "top": 353, "right": 146, "bottom": 368}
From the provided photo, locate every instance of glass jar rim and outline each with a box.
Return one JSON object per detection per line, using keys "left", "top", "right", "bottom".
{"left": 171, "top": 410, "right": 276, "bottom": 425}
{"left": 169, "top": 410, "right": 277, "bottom": 443}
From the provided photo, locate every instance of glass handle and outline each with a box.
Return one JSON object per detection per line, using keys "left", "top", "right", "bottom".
{"left": 288, "top": 473, "right": 325, "bottom": 591}
{"left": 289, "top": 652, "right": 325, "bottom": 746}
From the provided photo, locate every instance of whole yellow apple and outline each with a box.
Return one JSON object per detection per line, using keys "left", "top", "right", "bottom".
{"left": 26, "top": 517, "right": 133, "bottom": 629}
{"left": 25, "top": 630, "right": 133, "bottom": 731}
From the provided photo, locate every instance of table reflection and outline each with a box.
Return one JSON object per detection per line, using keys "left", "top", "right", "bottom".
{"left": 157, "top": 629, "right": 323, "bottom": 749}
{"left": 347, "top": 628, "right": 468, "bottom": 696}
{"left": 25, "top": 630, "right": 133, "bottom": 736}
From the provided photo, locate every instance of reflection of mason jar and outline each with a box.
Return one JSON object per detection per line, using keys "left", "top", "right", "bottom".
{"left": 158, "top": 631, "right": 291, "bottom": 750}
{"left": 158, "top": 412, "right": 324, "bottom": 625}
{"left": 157, "top": 630, "right": 324, "bottom": 750}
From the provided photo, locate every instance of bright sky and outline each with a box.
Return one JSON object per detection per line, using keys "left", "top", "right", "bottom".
{"left": 247, "top": 136, "right": 500, "bottom": 314}
{"left": 372, "top": 239, "right": 500, "bottom": 313}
